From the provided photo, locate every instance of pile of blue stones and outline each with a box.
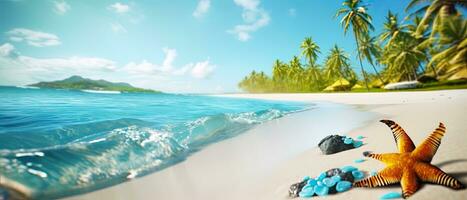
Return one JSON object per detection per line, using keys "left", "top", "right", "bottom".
{"left": 343, "top": 135, "right": 364, "bottom": 148}
{"left": 288, "top": 166, "right": 365, "bottom": 198}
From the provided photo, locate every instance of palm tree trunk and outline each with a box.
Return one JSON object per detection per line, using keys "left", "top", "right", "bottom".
{"left": 411, "top": 63, "right": 418, "bottom": 81}
{"left": 370, "top": 62, "right": 385, "bottom": 84}
{"left": 354, "top": 34, "right": 370, "bottom": 91}
{"left": 425, "top": 58, "right": 438, "bottom": 78}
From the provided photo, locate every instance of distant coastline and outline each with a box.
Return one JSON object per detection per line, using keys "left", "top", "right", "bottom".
{"left": 28, "top": 76, "right": 161, "bottom": 93}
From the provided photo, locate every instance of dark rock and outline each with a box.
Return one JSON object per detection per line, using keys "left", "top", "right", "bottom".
{"left": 318, "top": 135, "right": 354, "bottom": 155}
{"left": 328, "top": 186, "right": 338, "bottom": 194}
{"left": 339, "top": 171, "right": 355, "bottom": 183}
{"left": 325, "top": 168, "right": 342, "bottom": 177}
{"left": 288, "top": 179, "right": 307, "bottom": 198}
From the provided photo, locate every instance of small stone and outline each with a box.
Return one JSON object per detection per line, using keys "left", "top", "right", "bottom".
{"left": 380, "top": 192, "right": 402, "bottom": 199}
{"left": 299, "top": 187, "right": 314, "bottom": 198}
{"left": 307, "top": 179, "right": 317, "bottom": 186}
{"left": 325, "top": 168, "right": 342, "bottom": 177}
{"left": 303, "top": 176, "right": 311, "bottom": 181}
{"left": 317, "top": 180, "right": 324, "bottom": 187}
{"left": 331, "top": 175, "right": 341, "bottom": 182}
{"left": 371, "top": 171, "right": 378, "bottom": 176}
{"left": 354, "top": 158, "right": 365, "bottom": 163}
{"left": 336, "top": 181, "right": 352, "bottom": 192}
{"left": 317, "top": 172, "right": 327, "bottom": 180}
{"left": 353, "top": 140, "right": 363, "bottom": 148}
{"left": 339, "top": 171, "right": 355, "bottom": 183}
{"left": 322, "top": 177, "right": 336, "bottom": 187}
{"left": 314, "top": 185, "right": 329, "bottom": 196}
{"left": 356, "top": 135, "right": 364, "bottom": 140}
{"left": 352, "top": 170, "right": 365, "bottom": 180}
{"left": 318, "top": 135, "right": 355, "bottom": 155}
{"left": 288, "top": 179, "right": 307, "bottom": 198}
{"left": 344, "top": 138, "right": 353, "bottom": 144}
{"left": 341, "top": 166, "right": 358, "bottom": 173}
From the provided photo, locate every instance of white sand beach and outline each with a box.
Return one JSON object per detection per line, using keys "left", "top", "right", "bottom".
{"left": 68, "top": 89, "right": 467, "bottom": 200}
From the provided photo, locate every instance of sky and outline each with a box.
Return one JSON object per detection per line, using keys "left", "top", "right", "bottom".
{"left": 0, "top": 0, "right": 411, "bottom": 93}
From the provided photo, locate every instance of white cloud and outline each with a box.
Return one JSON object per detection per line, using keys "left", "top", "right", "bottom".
{"left": 0, "top": 44, "right": 216, "bottom": 92}
{"left": 161, "top": 47, "right": 176, "bottom": 71}
{"left": 110, "top": 22, "right": 127, "bottom": 33}
{"left": 120, "top": 48, "right": 214, "bottom": 80}
{"left": 7, "top": 28, "right": 61, "bottom": 47}
{"left": 234, "top": 0, "right": 259, "bottom": 10}
{"left": 228, "top": 0, "right": 270, "bottom": 42}
{"left": 193, "top": 0, "right": 210, "bottom": 18}
{"left": 0, "top": 43, "right": 20, "bottom": 58}
{"left": 54, "top": 0, "right": 70, "bottom": 15}
{"left": 0, "top": 43, "right": 117, "bottom": 86}
{"left": 108, "top": 2, "right": 130, "bottom": 14}
{"left": 189, "top": 60, "right": 215, "bottom": 79}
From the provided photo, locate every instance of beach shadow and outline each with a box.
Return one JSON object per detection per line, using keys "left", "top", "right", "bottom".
{"left": 435, "top": 159, "right": 467, "bottom": 168}
{"left": 449, "top": 172, "right": 467, "bottom": 180}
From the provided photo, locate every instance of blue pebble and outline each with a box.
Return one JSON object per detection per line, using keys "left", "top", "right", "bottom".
{"left": 314, "top": 185, "right": 329, "bottom": 196}
{"left": 317, "top": 172, "right": 326, "bottom": 180}
{"left": 317, "top": 180, "right": 323, "bottom": 187}
{"left": 307, "top": 179, "right": 317, "bottom": 186}
{"left": 354, "top": 158, "right": 365, "bottom": 163}
{"left": 341, "top": 166, "right": 358, "bottom": 173}
{"left": 344, "top": 138, "right": 353, "bottom": 144}
{"left": 353, "top": 140, "right": 363, "bottom": 148}
{"left": 302, "top": 184, "right": 313, "bottom": 190}
{"left": 371, "top": 171, "right": 378, "bottom": 176}
{"left": 379, "top": 192, "right": 402, "bottom": 199}
{"left": 356, "top": 135, "right": 364, "bottom": 140}
{"left": 331, "top": 175, "right": 341, "bottom": 182}
{"left": 336, "top": 181, "right": 352, "bottom": 192}
{"left": 322, "top": 177, "right": 337, "bottom": 187}
{"left": 303, "top": 176, "right": 311, "bottom": 181}
{"left": 352, "top": 170, "right": 365, "bottom": 180}
{"left": 299, "top": 186, "right": 315, "bottom": 198}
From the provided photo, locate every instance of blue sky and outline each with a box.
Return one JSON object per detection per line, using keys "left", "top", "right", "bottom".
{"left": 0, "top": 0, "right": 410, "bottom": 93}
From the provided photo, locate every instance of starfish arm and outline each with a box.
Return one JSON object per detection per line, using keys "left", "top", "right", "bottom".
{"left": 415, "top": 162, "right": 465, "bottom": 190}
{"left": 354, "top": 165, "right": 402, "bottom": 188}
{"left": 363, "top": 151, "right": 400, "bottom": 165}
{"left": 380, "top": 120, "right": 416, "bottom": 153}
{"left": 401, "top": 170, "right": 420, "bottom": 198}
{"left": 411, "top": 122, "right": 446, "bottom": 163}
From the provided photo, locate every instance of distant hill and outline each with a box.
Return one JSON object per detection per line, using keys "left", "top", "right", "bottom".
{"left": 29, "top": 76, "right": 161, "bottom": 93}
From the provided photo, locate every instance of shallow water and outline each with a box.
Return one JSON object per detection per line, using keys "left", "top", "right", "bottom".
{"left": 0, "top": 86, "right": 309, "bottom": 199}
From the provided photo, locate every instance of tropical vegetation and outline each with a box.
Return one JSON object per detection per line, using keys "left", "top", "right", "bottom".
{"left": 238, "top": 0, "right": 467, "bottom": 93}
{"left": 30, "top": 75, "right": 161, "bottom": 93}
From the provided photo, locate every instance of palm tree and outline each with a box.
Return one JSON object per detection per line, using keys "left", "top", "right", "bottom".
{"left": 300, "top": 37, "right": 322, "bottom": 90}
{"left": 335, "top": 0, "right": 375, "bottom": 90}
{"left": 324, "top": 45, "right": 354, "bottom": 82}
{"left": 272, "top": 59, "right": 287, "bottom": 91}
{"left": 300, "top": 37, "right": 321, "bottom": 65}
{"left": 379, "top": 11, "right": 409, "bottom": 47}
{"left": 407, "top": 15, "right": 438, "bottom": 77}
{"left": 289, "top": 56, "right": 304, "bottom": 91}
{"left": 380, "top": 36, "right": 426, "bottom": 81}
{"left": 359, "top": 34, "right": 385, "bottom": 84}
{"left": 428, "top": 16, "right": 467, "bottom": 79}
{"left": 406, "top": 0, "right": 467, "bottom": 36}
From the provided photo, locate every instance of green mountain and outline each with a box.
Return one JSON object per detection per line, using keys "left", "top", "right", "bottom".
{"left": 29, "top": 76, "right": 161, "bottom": 93}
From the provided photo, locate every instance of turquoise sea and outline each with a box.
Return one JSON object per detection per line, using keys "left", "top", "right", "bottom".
{"left": 0, "top": 86, "right": 309, "bottom": 199}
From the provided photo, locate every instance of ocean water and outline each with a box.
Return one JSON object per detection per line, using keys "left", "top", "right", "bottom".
{"left": 0, "top": 86, "right": 309, "bottom": 199}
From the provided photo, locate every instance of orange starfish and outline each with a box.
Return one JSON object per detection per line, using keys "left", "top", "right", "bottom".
{"left": 353, "top": 120, "right": 465, "bottom": 198}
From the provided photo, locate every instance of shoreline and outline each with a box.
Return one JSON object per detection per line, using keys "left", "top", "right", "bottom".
{"left": 68, "top": 89, "right": 467, "bottom": 200}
